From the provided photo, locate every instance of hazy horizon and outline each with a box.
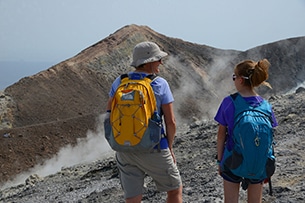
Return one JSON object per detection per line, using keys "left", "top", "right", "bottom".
{"left": 0, "top": 61, "right": 56, "bottom": 90}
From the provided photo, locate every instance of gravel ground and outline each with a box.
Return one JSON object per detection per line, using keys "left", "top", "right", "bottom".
{"left": 1, "top": 91, "right": 305, "bottom": 202}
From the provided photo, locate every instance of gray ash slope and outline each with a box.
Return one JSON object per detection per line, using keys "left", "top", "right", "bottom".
{"left": 1, "top": 90, "right": 305, "bottom": 203}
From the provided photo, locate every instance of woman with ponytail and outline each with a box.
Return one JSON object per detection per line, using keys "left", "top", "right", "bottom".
{"left": 214, "top": 59, "right": 278, "bottom": 203}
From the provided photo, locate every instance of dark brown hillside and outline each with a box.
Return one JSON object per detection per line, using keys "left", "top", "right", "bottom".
{"left": 0, "top": 24, "right": 304, "bottom": 185}
{"left": 0, "top": 114, "right": 97, "bottom": 184}
{"left": 4, "top": 66, "right": 106, "bottom": 127}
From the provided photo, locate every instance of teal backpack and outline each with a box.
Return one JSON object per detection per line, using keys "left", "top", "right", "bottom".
{"left": 222, "top": 92, "right": 275, "bottom": 181}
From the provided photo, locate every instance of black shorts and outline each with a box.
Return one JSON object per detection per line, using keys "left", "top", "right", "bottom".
{"left": 221, "top": 168, "right": 264, "bottom": 184}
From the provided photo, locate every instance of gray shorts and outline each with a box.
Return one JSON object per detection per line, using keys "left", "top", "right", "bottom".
{"left": 116, "top": 148, "right": 182, "bottom": 199}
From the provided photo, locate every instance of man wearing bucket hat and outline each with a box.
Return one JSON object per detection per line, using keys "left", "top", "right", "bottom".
{"left": 106, "top": 41, "right": 183, "bottom": 202}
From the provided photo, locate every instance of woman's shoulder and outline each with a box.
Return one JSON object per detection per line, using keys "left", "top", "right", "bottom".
{"left": 223, "top": 95, "right": 234, "bottom": 103}
{"left": 218, "top": 95, "right": 235, "bottom": 111}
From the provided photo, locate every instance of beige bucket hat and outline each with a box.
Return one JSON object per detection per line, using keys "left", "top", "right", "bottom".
{"left": 131, "top": 41, "right": 168, "bottom": 67}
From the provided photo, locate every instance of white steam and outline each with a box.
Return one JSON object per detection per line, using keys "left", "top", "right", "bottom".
{"left": 165, "top": 54, "right": 236, "bottom": 122}
{"left": 1, "top": 114, "right": 113, "bottom": 190}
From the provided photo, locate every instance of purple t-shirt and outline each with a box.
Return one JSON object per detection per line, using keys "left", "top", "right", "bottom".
{"left": 214, "top": 94, "right": 278, "bottom": 150}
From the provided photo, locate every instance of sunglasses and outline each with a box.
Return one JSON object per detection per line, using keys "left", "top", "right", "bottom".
{"left": 232, "top": 74, "right": 237, "bottom": 81}
{"left": 232, "top": 74, "right": 249, "bottom": 81}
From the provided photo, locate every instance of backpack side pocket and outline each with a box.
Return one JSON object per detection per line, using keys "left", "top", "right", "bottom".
{"left": 266, "top": 157, "right": 275, "bottom": 177}
{"left": 224, "top": 149, "right": 243, "bottom": 170}
{"left": 148, "top": 118, "right": 162, "bottom": 143}
{"left": 104, "top": 116, "right": 112, "bottom": 142}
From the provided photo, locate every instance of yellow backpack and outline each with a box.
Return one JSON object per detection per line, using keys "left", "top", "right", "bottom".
{"left": 105, "top": 74, "right": 162, "bottom": 152}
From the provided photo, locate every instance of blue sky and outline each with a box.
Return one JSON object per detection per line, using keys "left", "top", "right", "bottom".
{"left": 1, "top": 0, "right": 305, "bottom": 89}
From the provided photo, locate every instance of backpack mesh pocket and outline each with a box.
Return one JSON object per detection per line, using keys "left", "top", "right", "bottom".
{"left": 266, "top": 157, "right": 275, "bottom": 177}
{"left": 224, "top": 150, "right": 243, "bottom": 170}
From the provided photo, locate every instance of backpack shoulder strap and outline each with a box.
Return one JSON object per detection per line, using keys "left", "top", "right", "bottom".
{"left": 118, "top": 74, "right": 130, "bottom": 84}
{"left": 120, "top": 73, "right": 158, "bottom": 83}
{"left": 146, "top": 74, "right": 157, "bottom": 80}
{"left": 230, "top": 92, "right": 239, "bottom": 101}
{"left": 230, "top": 92, "right": 249, "bottom": 115}
{"left": 120, "top": 73, "right": 129, "bottom": 80}
{"left": 145, "top": 74, "right": 159, "bottom": 84}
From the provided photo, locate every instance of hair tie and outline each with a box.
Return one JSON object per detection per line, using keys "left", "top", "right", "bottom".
{"left": 247, "top": 69, "right": 254, "bottom": 76}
